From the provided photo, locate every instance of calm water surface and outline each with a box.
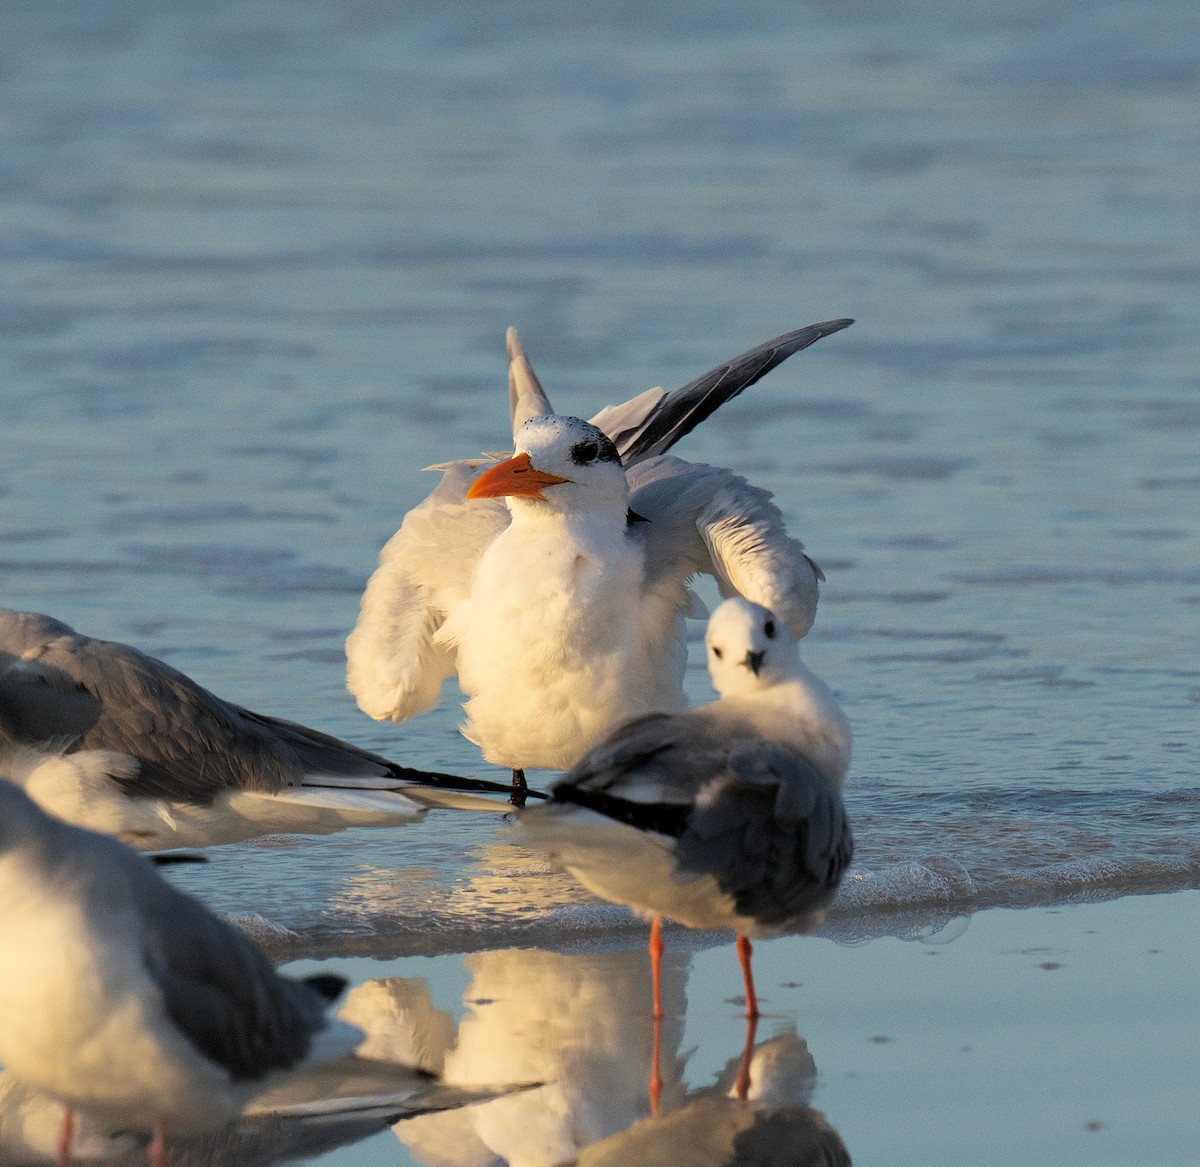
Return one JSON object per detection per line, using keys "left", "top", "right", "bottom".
{"left": 1, "top": 0, "right": 1197, "bottom": 1163}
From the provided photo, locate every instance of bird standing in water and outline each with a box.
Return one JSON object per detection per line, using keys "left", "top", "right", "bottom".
{"left": 347, "top": 322, "right": 851, "bottom": 799}
{"left": 519, "top": 596, "right": 853, "bottom": 1032}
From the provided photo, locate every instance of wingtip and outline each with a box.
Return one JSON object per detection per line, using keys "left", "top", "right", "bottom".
{"left": 507, "top": 326, "right": 554, "bottom": 433}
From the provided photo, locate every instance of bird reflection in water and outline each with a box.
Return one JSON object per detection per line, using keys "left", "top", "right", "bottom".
{"left": 576, "top": 1031, "right": 850, "bottom": 1167}
{"left": 331, "top": 952, "right": 848, "bottom": 1166}
{"left": 376, "top": 949, "right": 688, "bottom": 1167}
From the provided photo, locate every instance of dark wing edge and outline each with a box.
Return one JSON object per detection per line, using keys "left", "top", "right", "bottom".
{"left": 597, "top": 319, "right": 854, "bottom": 466}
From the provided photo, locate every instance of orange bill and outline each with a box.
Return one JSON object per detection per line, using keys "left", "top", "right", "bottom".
{"left": 466, "top": 452, "right": 571, "bottom": 500}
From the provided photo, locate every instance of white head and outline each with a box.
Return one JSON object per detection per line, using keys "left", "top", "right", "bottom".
{"left": 705, "top": 597, "right": 800, "bottom": 696}
{"left": 466, "top": 415, "right": 629, "bottom": 519}
{"left": 705, "top": 597, "right": 852, "bottom": 784}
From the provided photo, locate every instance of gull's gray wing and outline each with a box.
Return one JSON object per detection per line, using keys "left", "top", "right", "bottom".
{"left": 675, "top": 741, "right": 853, "bottom": 930}
{"left": 0, "top": 782, "right": 346, "bottom": 1085}
{"left": 133, "top": 854, "right": 345, "bottom": 1081}
{"left": 0, "top": 609, "right": 521, "bottom": 806}
{"left": 0, "top": 611, "right": 299, "bottom": 800}
{"left": 627, "top": 457, "right": 822, "bottom": 639}
{"left": 552, "top": 712, "right": 853, "bottom": 931}
{"left": 346, "top": 461, "right": 509, "bottom": 724}
{"left": 590, "top": 320, "right": 854, "bottom": 467}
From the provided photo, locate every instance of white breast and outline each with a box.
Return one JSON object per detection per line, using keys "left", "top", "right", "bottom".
{"left": 0, "top": 853, "right": 238, "bottom": 1131}
{"left": 444, "top": 515, "right": 686, "bottom": 770}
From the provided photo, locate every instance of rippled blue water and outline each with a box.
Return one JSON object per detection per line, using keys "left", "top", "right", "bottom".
{"left": 1, "top": 0, "right": 1197, "bottom": 1162}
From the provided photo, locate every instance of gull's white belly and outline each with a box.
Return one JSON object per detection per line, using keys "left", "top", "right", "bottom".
{"left": 0, "top": 860, "right": 239, "bottom": 1131}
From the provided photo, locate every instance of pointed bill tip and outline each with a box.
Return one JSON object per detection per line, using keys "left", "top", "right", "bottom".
{"left": 505, "top": 326, "right": 522, "bottom": 359}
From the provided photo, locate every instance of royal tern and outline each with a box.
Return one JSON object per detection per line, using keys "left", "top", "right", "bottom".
{"left": 519, "top": 596, "right": 853, "bottom": 1020}
{"left": 0, "top": 780, "right": 363, "bottom": 1167}
{"left": 0, "top": 609, "right": 523, "bottom": 848}
{"left": 347, "top": 321, "right": 852, "bottom": 794}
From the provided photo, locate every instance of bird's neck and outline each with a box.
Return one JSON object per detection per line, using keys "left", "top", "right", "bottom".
{"left": 507, "top": 493, "right": 632, "bottom": 540}
{"left": 715, "top": 675, "right": 852, "bottom": 788}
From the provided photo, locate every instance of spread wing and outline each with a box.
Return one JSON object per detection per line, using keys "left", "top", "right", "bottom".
{"left": 590, "top": 319, "right": 854, "bottom": 466}
{"left": 627, "top": 457, "right": 822, "bottom": 639}
{"left": 345, "top": 461, "right": 509, "bottom": 723}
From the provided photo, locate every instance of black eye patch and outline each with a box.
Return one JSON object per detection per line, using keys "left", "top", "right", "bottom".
{"left": 568, "top": 430, "right": 621, "bottom": 466}
{"left": 764, "top": 619, "right": 776, "bottom": 639}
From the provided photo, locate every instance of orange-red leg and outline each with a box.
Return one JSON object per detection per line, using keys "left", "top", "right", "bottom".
{"left": 647, "top": 916, "right": 667, "bottom": 1116}
{"left": 649, "top": 915, "right": 665, "bottom": 1020}
{"left": 649, "top": 1011, "right": 664, "bottom": 1117}
{"left": 56, "top": 1108, "right": 74, "bottom": 1167}
{"left": 733, "top": 1012, "right": 760, "bottom": 1100}
{"left": 148, "top": 1122, "right": 167, "bottom": 1167}
{"left": 736, "top": 933, "right": 759, "bottom": 1020}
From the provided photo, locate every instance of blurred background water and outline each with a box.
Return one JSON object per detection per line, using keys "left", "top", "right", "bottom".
{"left": 1, "top": 0, "right": 1197, "bottom": 1163}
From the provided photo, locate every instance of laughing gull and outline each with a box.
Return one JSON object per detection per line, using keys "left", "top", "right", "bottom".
{"left": 0, "top": 609, "right": 528, "bottom": 848}
{"left": 518, "top": 597, "right": 853, "bottom": 1019}
{"left": 0, "top": 780, "right": 364, "bottom": 1167}
{"left": 346, "top": 321, "right": 852, "bottom": 797}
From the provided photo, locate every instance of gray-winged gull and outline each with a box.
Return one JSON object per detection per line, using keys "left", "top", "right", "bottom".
{"left": 519, "top": 596, "right": 853, "bottom": 1024}
{"left": 0, "top": 779, "right": 363, "bottom": 1166}
{"left": 346, "top": 322, "right": 852, "bottom": 799}
{"left": 0, "top": 609, "right": 527, "bottom": 848}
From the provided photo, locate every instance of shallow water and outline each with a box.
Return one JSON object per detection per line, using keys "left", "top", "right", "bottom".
{"left": 1, "top": 0, "right": 1198, "bottom": 1162}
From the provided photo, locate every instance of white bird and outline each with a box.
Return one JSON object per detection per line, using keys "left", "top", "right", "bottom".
{"left": 347, "top": 321, "right": 852, "bottom": 795}
{"left": 0, "top": 609, "right": 524, "bottom": 848}
{"left": 518, "top": 597, "right": 853, "bottom": 1020}
{"left": 0, "top": 780, "right": 363, "bottom": 1167}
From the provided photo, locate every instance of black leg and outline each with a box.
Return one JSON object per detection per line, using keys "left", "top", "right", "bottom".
{"left": 510, "top": 768, "right": 528, "bottom": 808}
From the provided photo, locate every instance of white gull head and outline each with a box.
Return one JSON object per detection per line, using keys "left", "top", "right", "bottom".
{"left": 705, "top": 596, "right": 800, "bottom": 696}
{"left": 704, "top": 596, "right": 851, "bottom": 786}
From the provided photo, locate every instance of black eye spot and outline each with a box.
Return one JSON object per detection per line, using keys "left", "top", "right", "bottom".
{"left": 567, "top": 428, "right": 621, "bottom": 466}
{"left": 711, "top": 646, "right": 723, "bottom": 659}
{"left": 764, "top": 620, "right": 776, "bottom": 639}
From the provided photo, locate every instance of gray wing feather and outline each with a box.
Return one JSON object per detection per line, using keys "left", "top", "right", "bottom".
{"left": 135, "top": 863, "right": 337, "bottom": 1080}
{"left": 0, "top": 615, "right": 298, "bottom": 801}
{"left": 676, "top": 745, "right": 853, "bottom": 929}
{"left": 628, "top": 458, "right": 821, "bottom": 638}
{"left": 560, "top": 712, "right": 725, "bottom": 804}
{"left": 590, "top": 319, "right": 854, "bottom": 466}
